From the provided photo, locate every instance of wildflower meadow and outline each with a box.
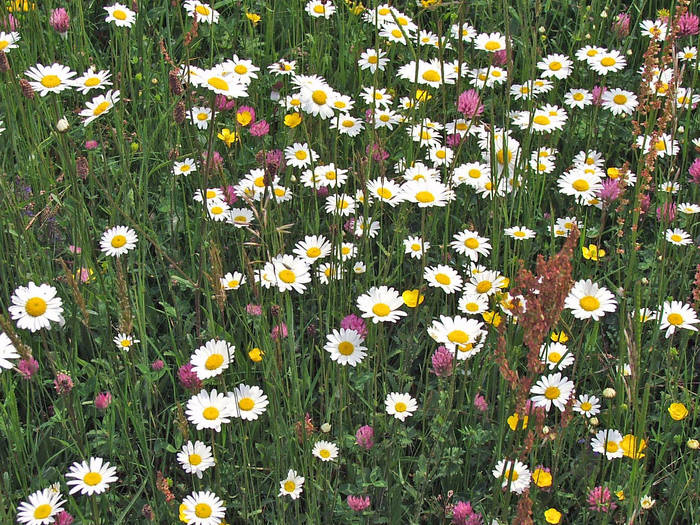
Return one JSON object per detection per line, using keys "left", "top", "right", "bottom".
{"left": 1, "top": 0, "right": 700, "bottom": 523}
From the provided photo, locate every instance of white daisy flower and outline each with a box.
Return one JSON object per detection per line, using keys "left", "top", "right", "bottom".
{"left": 9, "top": 283, "right": 65, "bottom": 332}
{"left": 385, "top": 392, "right": 418, "bottom": 422}
{"left": 104, "top": 3, "right": 137, "bottom": 27}
{"left": 564, "top": 279, "right": 617, "bottom": 321}
{"left": 312, "top": 440, "right": 339, "bottom": 461}
{"left": 492, "top": 459, "right": 531, "bottom": 494}
{"left": 16, "top": 488, "right": 65, "bottom": 525}
{"left": 228, "top": 384, "right": 269, "bottom": 421}
{"left": 190, "top": 339, "right": 234, "bottom": 380}
{"left": 177, "top": 440, "right": 215, "bottom": 479}
{"left": 100, "top": 225, "right": 138, "bottom": 257}
{"left": 181, "top": 490, "right": 226, "bottom": 525}
{"left": 279, "top": 470, "right": 304, "bottom": 499}
{"left": 65, "top": 457, "right": 118, "bottom": 496}
{"left": 324, "top": 328, "right": 367, "bottom": 367}
{"left": 25, "top": 63, "right": 76, "bottom": 97}
{"left": 185, "top": 389, "right": 234, "bottom": 432}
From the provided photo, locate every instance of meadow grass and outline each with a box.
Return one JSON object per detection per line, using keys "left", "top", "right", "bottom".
{"left": 0, "top": 0, "right": 699, "bottom": 523}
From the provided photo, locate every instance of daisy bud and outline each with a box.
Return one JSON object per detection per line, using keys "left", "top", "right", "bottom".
{"left": 603, "top": 387, "right": 616, "bottom": 398}
{"left": 687, "top": 439, "right": 699, "bottom": 450}
{"left": 56, "top": 117, "right": 70, "bottom": 133}
{"left": 320, "top": 423, "right": 331, "bottom": 433}
{"left": 589, "top": 417, "right": 599, "bottom": 426}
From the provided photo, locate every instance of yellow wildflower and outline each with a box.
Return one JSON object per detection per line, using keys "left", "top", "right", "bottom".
{"left": 217, "top": 128, "right": 238, "bottom": 147}
{"left": 245, "top": 12, "right": 261, "bottom": 25}
{"left": 402, "top": 289, "right": 424, "bottom": 308}
{"left": 284, "top": 113, "right": 302, "bottom": 128}
{"left": 582, "top": 244, "right": 605, "bottom": 260}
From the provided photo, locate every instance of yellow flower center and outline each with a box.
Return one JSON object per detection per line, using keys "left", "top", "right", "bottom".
{"left": 544, "top": 386, "right": 561, "bottom": 400}
{"left": 203, "top": 406, "right": 219, "bottom": 420}
{"left": 189, "top": 454, "right": 202, "bottom": 466}
{"left": 372, "top": 303, "right": 391, "bottom": 317}
{"left": 394, "top": 402, "right": 407, "bottom": 412}
{"left": 312, "top": 90, "right": 327, "bottom": 105}
{"left": 464, "top": 238, "right": 480, "bottom": 250}
{"left": 227, "top": 280, "right": 239, "bottom": 288}
{"left": 205, "top": 353, "right": 224, "bottom": 370}
{"left": 654, "top": 140, "right": 666, "bottom": 151}
{"left": 25, "top": 297, "right": 47, "bottom": 317}
{"left": 476, "top": 281, "right": 492, "bottom": 294}
{"left": 233, "top": 215, "right": 247, "bottom": 223}
{"left": 497, "top": 149, "right": 512, "bottom": 165}
{"left": 33, "top": 504, "right": 52, "bottom": 519}
{"left": 573, "top": 92, "right": 584, "bottom": 101}
{"left": 547, "top": 352, "right": 561, "bottom": 363}
{"left": 284, "top": 480, "right": 296, "bottom": 492}
{"left": 670, "top": 234, "right": 682, "bottom": 243}
{"left": 580, "top": 401, "right": 592, "bottom": 411}
{"left": 306, "top": 247, "right": 321, "bottom": 258}
{"left": 279, "top": 269, "right": 296, "bottom": 283}
{"left": 0, "top": 41, "right": 7, "bottom": 50}
{"left": 313, "top": 4, "right": 325, "bottom": 13}
{"left": 485, "top": 40, "right": 501, "bottom": 51}
{"left": 234, "top": 64, "right": 248, "bottom": 75}
{"left": 513, "top": 231, "right": 526, "bottom": 238}
{"left": 41, "top": 75, "right": 61, "bottom": 88}
{"left": 342, "top": 119, "right": 355, "bottom": 127}
{"left": 210, "top": 206, "right": 223, "bottom": 215}
{"left": 368, "top": 55, "right": 378, "bottom": 64}
{"left": 579, "top": 295, "right": 600, "bottom": 312}
{"left": 93, "top": 101, "right": 111, "bottom": 116}
{"left": 600, "top": 57, "right": 616, "bottom": 67}
{"left": 295, "top": 150, "right": 308, "bottom": 160}
{"left": 195, "top": 5, "right": 210, "bottom": 15}
{"left": 533, "top": 115, "right": 551, "bottom": 126}
{"left": 208, "top": 77, "right": 229, "bottom": 91}
{"left": 465, "top": 302, "right": 479, "bottom": 312}
{"left": 375, "top": 187, "right": 393, "bottom": 199}
{"left": 238, "top": 397, "right": 254, "bottom": 411}
{"left": 447, "top": 330, "right": 469, "bottom": 344}
{"left": 415, "top": 191, "right": 435, "bottom": 203}
{"left": 435, "top": 150, "right": 446, "bottom": 159}
{"left": 338, "top": 341, "right": 355, "bottom": 355}
{"left": 120, "top": 339, "right": 131, "bottom": 347}
{"left": 667, "top": 313, "right": 683, "bottom": 326}
{"left": 613, "top": 94, "right": 627, "bottom": 105}
{"left": 84, "top": 472, "right": 102, "bottom": 486}
{"left": 85, "top": 77, "right": 101, "bottom": 87}
{"left": 378, "top": 7, "right": 390, "bottom": 14}
{"left": 195, "top": 503, "right": 212, "bottom": 518}
{"left": 422, "top": 70, "right": 440, "bottom": 82}
{"left": 391, "top": 29, "right": 403, "bottom": 38}
{"left": 320, "top": 449, "right": 331, "bottom": 458}
{"left": 549, "top": 61, "right": 562, "bottom": 71}
{"left": 572, "top": 179, "right": 590, "bottom": 192}
{"left": 113, "top": 9, "right": 127, "bottom": 20}
{"left": 606, "top": 441, "right": 619, "bottom": 453}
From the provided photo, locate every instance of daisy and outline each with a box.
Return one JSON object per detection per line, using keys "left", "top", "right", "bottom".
{"left": 330, "top": 114, "right": 364, "bottom": 137}
{"left": 601, "top": 89, "right": 638, "bottom": 116}
{"left": 293, "top": 235, "right": 332, "bottom": 264}
{"left": 557, "top": 168, "right": 603, "bottom": 202}
{"left": 279, "top": 470, "right": 304, "bottom": 499}
{"left": 189, "top": 106, "right": 212, "bottom": 130}
{"left": 183, "top": 1, "right": 220, "bottom": 24}
{"left": 228, "top": 384, "right": 269, "bottom": 421}
{"left": 181, "top": 491, "right": 226, "bottom": 525}
{"left": 357, "top": 286, "right": 407, "bottom": 324}
{"left": 358, "top": 48, "right": 389, "bottom": 73}
{"left": 678, "top": 202, "right": 700, "bottom": 214}
{"left": 679, "top": 46, "right": 697, "bottom": 62}
{"left": 305, "top": 0, "right": 336, "bottom": 18}
{"left": 186, "top": 389, "right": 233, "bottom": 432}
{"left": 9, "top": 283, "right": 64, "bottom": 332}
{"left": 199, "top": 66, "right": 248, "bottom": 98}
{"left": 428, "top": 145, "right": 454, "bottom": 166}
{"left": 564, "top": 88, "right": 593, "bottom": 109}
{"left": 665, "top": 228, "right": 692, "bottom": 246}
{"left": 385, "top": 392, "right": 418, "bottom": 422}
{"left": 173, "top": 158, "right": 196, "bottom": 176}
{"left": 16, "top": 488, "right": 65, "bottom": 525}
{"left": 565, "top": 279, "right": 617, "bottom": 321}
{"left": 317, "top": 262, "right": 344, "bottom": 284}
{"left": 301, "top": 81, "right": 335, "bottom": 119}
{"left": 401, "top": 179, "right": 454, "bottom": 208}
{"left": 659, "top": 301, "right": 699, "bottom": 338}
{"left": 458, "top": 293, "right": 489, "bottom": 316}
{"left": 397, "top": 59, "right": 457, "bottom": 87}
{"left": 589, "top": 49, "right": 626, "bottom": 75}
{"left": 104, "top": 3, "right": 136, "bottom": 27}
{"left": 359, "top": 85, "right": 393, "bottom": 109}
{"left": 329, "top": 93, "right": 354, "bottom": 112}
{"left": 193, "top": 188, "right": 223, "bottom": 203}
{"left": 451, "top": 22, "right": 476, "bottom": 41}
{"left": 366, "top": 178, "right": 403, "bottom": 206}
{"left": 591, "top": 429, "right": 624, "bottom": 459}
{"left": 80, "top": 90, "right": 120, "bottom": 126}
{"left": 65, "top": 457, "right": 118, "bottom": 496}
{"left": 504, "top": 226, "right": 536, "bottom": 240}
{"left": 72, "top": 67, "right": 112, "bottom": 94}
{"left": 206, "top": 200, "right": 230, "bottom": 221}
{"left": 285, "top": 143, "right": 318, "bottom": 169}
{"left": 190, "top": 339, "right": 234, "bottom": 380}
{"left": 427, "top": 315, "right": 486, "bottom": 358}
{"left": 227, "top": 208, "right": 255, "bottom": 228}
{"left": 220, "top": 271, "right": 246, "bottom": 290}
{"left": 272, "top": 255, "right": 312, "bottom": 294}
{"left": 25, "top": 63, "right": 76, "bottom": 97}
{"left": 379, "top": 23, "right": 412, "bottom": 44}
{"left": 268, "top": 59, "right": 297, "bottom": 76}
{"left": 640, "top": 19, "right": 667, "bottom": 40}
{"left": 312, "top": 440, "right": 339, "bottom": 461}
{"left": 324, "top": 328, "right": 367, "bottom": 366}
{"left": 537, "top": 53, "right": 573, "bottom": 79}
{"left": 353, "top": 262, "right": 367, "bottom": 274}
{"left": 0, "top": 332, "right": 19, "bottom": 372}
{"left": 177, "top": 441, "right": 215, "bottom": 479}
{"left": 464, "top": 270, "right": 508, "bottom": 297}
{"left": 424, "top": 265, "right": 463, "bottom": 294}
{"left": 539, "top": 342, "right": 574, "bottom": 370}
{"left": 0, "top": 31, "right": 20, "bottom": 53}
{"left": 474, "top": 32, "right": 506, "bottom": 52}
{"left": 573, "top": 394, "right": 601, "bottom": 417}
{"left": 492, "top": 459, "right": 531, "bottom": 494}
{"left": 113, "top": 332, "right": 138, "bottom": 350}
{"left": 222, "top": 55, "right": 259, "bottom": 85}
{"left": 335, "top": 242, "right": 357, "bottom": 261}
{"left": 324, "top": 193, "right": 356, "bottom": 216}
{"left": 454, "top": 162, "right": 489, "bottom": 188}
{"left": 100, "top": 225, "right": 138, "bottom": 257}
{"left": 575, "top": 45, "right": 605, "bottom": 62}
{"left": 403, "top": 235, "right": 429, "bottom": 259}
{"left": 530, "top": 372, "right": 574, "bottom": 412}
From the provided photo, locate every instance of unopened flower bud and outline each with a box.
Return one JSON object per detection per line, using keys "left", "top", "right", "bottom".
{"left": 589, "top": 417, "right": 599, "bottom": 426}
{"left": 687, "top": 439, "right": 699, "bottom": 450}
{"left": 603, "top": 387, "right": 616, "bottom": 398}
{"left": 320, "top": 423, "right": 331, "bottom": 433}
{"left": 56, "top": 117, "right": 69, "bottom": 133}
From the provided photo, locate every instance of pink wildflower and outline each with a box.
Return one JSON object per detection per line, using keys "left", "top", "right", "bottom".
{"left": 678, "top": 12, "right": 699, "bottom": 36}
{"left": 355, "top": 425, "right": 374, "bottom": 450}
{"left": 85, "top": 140, "right": 99, "bottom": 150}
{"left": 457, "top": 89, "right": 484, "bottom": 118}
{"left": 452, "top": 500, "right": 483, "bottom": 525}
{"left": 689, "top": 158, "right": 700, "bottom": 184}
{"left": 492, "top": 49, "right": 508, "bottom": 66}
{"left": 473, "top": 393, "right": 488, "bottom": 412}
{"left": 222, "top": 185, "right": 238, "bottom": 205}
{"left": 588, "top": 486, "right": 617, "bottom": 513}
{"left": 612, "top": 12, "right": 631, "bottom": 37}
{"left": 347, "top": 495, "right": 371, "bottom": 512}
{"left": 54, "top": 372, "right": 74, "bottom": 396}
{"left": 50, "top": 8, "right": 70, "bottom": 37}
{"left": 94, "top": 391, "right": 113, "bottom": 411}
{"left": 341, "top": 314, "right": 368, "bottom": 338}
{"left": 246, "top": 303, "right": 263, "bottom": 316}
{"left": 215, "top": 94, "right": 235, "bottom": 111}
{"left": 151, "top": 359, "right": 164, "bottom": 371}
{"left": 55, "top": 511, "right": 75, "bottom": 525}
{"left": 249, "top": 119, "right": 269, "bottom": 137}
{"left": 18, "top": 357, "right": 39, "bottom": 380}
{"left": 598, "top": 178, "right": 623, "bottom": 204}
{"left": 656, "top": 202, "right": 677, "bottom": 222}
{"left": 177, "top": 363, "right": 202, "bottom": 391}
{"left": 431, "top": 346, "right": 454, "bottom": 377}
{"left": 592, "top": 85, "right": 606, "bottom": 106}
{"left": 271, "top": 323, "right": 288, "bottom": 340}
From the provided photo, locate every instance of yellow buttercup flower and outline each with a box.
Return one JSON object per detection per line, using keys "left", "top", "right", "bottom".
{"left": 248, "top": 347, "right": 264, "bottom": 362}
{"left": 415, "top": 89, "right": 432, "bottom": 102}
{"left": 284, "top": 113, "right": 302, "bottom": 128}
{"left": 482, "top": 311, "right": 502, "bottom": 327}
{"left": 620, "top": 434, "right": 646, "bottom": 459}
{"left": 616, "top": 490, "right": 625, "bottom": 500}
{"left": 668, "top": 402, "right": 689, "bottom": 421}
{"left": 245, "top": 12, "right": 261, "bottom": 25}
{"left": 8, "top": 0, "right": 36, "bottom": 11}
{"left": 582, "top": 244, "right": 606, "bottom": 261}
{"left": 550, "top": 331, "right": 568, "bottom": 343}
{"left": 401, "top": 289, "right": 424, "bottom": 308}
{"left": 532, "top": 467, "right": 553, "bottom": 488}
{"left": 217, "top": 128, "right": 238, "bottom": 147}
{"left": 544, "top": 508, "right": 562, "bottom": 524}
{"left": 507, "top": 412, "right": 528, "bottom": 431}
